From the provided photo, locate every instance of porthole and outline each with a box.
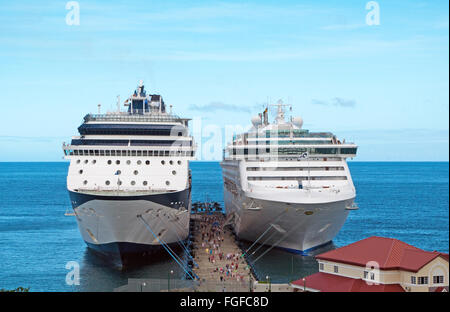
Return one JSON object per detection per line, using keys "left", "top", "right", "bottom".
{"left": 131, "top": 181, "right": 136, "bottom": 186}
{"left": 172, "top": 170, "right": 176, "bottom": 175}
{"left": 161, "top": 160, "right": 165, "bottom": 165}
{"left": 84, "top": 160, "right": 88, "bottom": 164}
{"left": 177, "top": 160, "right": 182, "bottom": 165}
{"left": 145, "top": 160, "right": 150, "bottom": 165}
{"left": 116, "top": 160, "right": 120, "bottom": 165}
{"left": 134, "top": 170, "right": 138, "bottom": 175}
{"left": 166, "top": 181, "right": 170, "bottom": 186}
{"left": 83, "top": 180, "right": 88, "bottom": 185}
{"left": 143, "top": 181, "right": 148, "bottom": 186}
{"left": 105, "top": 180, "right": 110, "bottom": 185}
{"left": 127, "top": 160, "right": 131, "bottom": 165}
{"left": 92, "top": 160, "right": 96, "bottom": 164}
{"left": 169, "top": 160, "right": 173, "bottom": 165}
{"left": 117, "top": 180, "right": 122, "bottom": 186}
{"left": 76, "top": 159, "right": 81, "bottom": 164}
{"left": 116, "top": 170, "right": 121, "bottom": 175}
{"left": 137, "top": 160, "right": 142, "bottom": 165}
{"left": 107, "top": 160, "right": 112, "bottom": 165}
{"left": 79, "top": 170, "right": 83, "bottom": 174}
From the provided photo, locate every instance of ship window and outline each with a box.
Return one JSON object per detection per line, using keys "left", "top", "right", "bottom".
{"left": 172, "top": 170, "right": 176, "bottom": 175}
{"left": 76, "top": 159, "right": 81, "bottom": 164}
{"left": 178, "top": 132, "right": 182, "bottom": 136}
{"left": 134, "top": 170, "right": 138, "bottom": 175}
{"left": 84, "top": 160, "right": 88, "bottom": 164}
{"left": 161, "top": 160, "right": 165, "bottom": 165}
{"left": 83, "top": 180, "right": 88, "bottom": 185}
{"left": 145, "top": 160, "right": 150, "bottom": 165}
{"left": 92, "top": 160, "right": 96, "bottom": 164}
{"left": 148, "top": 151, "right": 153, "bottom": 156}
{"left": 111, "top": 150, "right": 116, "bottom": 156}
{"left": 166, "top": 181, "right": 170, "bottom": 186}
{"left": 105, "top": 180, "right": 110, "bottom": 185}
{"left": 137, "top": 151, "right": 142, "bottom": 156}
{"left": 137, "top": 160, "right": 142, "bottom": 165}
{"left": 116, "top": 160, "right": 120, "bottom": 165}
{"left": 165, "top": 151, "right": 169, "bottom": 156}
{"left": 116, "top": 170, "right": 121, "bottom": 175}
{"left": 105, "top": 150, "right": 110, "bottom": 156}
{"left": 127, "top": 160, "right": 131, "bottom": 165}
{"left": 107, "top": 160, "right": 112, "bottom": 165}
{"left": 169, "top": 160, "right": 173, "bottom": 165}
{"left": 143, "top": 181, "right": 148, "bottom": 186}
{"left": 79, "top": 170, "right": 83, "bottom": 174}
{"left": 177, "top": 160, "right": 182, "bottom": 165}
{"left": 131, "top": 181, "right": 136, "bottom": 186}
{"left": 117, "top": 180, "right": 122, "bottom": 186}
{"left": 131, "top": 150, "right": 137, "bottom": 156}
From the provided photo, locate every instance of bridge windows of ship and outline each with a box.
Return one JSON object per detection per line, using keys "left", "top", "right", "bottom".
{"left": 246, "top": 166, "right": 345, "bottom": 172}
{"left": 247, "top": 176, "right": 347, "bottom": 181}
{"left": 66, "top": 149, "right": 195, "bottom": 157}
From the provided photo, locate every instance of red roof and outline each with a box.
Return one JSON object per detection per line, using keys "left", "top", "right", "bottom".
{"left": 316, "top": 236, "right": 449, "bottom": 272}
{"left": 291, "top": 272, "right": 405, "bottom": 292}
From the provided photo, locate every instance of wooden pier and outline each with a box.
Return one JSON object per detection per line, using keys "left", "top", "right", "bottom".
{"left": 189, "top": 210, "right": 258, "bottom": 292}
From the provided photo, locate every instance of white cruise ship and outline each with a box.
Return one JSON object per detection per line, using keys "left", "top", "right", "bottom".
{"left": 220, "top": 100, "right": 358, "bottom": 254}
{"left": 62, "top": 81, "right": 195, "bottom": 265}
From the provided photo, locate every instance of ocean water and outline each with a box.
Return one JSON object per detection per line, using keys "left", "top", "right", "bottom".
{"left": 0, "top": 161, "right": 448, "bottom": 291}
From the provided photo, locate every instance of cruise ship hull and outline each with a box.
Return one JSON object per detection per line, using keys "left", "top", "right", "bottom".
{"left": 68, "top": 188, "right": 191, "bottom": 265}
{"left": 224, "top": 188, "right": 354, "bottom": 253}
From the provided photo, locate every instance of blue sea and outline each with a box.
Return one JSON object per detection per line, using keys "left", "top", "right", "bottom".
{"left": 0, "top": 162, "right": 448, "bottom": 291}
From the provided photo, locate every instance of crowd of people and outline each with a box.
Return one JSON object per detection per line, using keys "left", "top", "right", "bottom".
{"left": 194, "top": 214, "right": 249, "bottom": 284}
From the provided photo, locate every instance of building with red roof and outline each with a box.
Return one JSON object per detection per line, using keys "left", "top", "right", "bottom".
{"left": 290, "top": 236, "right": 449, "bottom": 292}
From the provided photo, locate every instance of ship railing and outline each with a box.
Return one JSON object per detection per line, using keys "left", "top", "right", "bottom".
{"left": 84, "top": 113, "right": 186, "bottom": 123}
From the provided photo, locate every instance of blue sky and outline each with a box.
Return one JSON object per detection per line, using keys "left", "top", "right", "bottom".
{"left": 0, "top": 0, "right": 448, "bottom": 161}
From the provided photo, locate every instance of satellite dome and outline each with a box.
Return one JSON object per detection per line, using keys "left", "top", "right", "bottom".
{"left": 292, "top": 116, "right": 303, "bottom": 128}
{"left": 251, "top": 115, "right": 262, "bottom": 127}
